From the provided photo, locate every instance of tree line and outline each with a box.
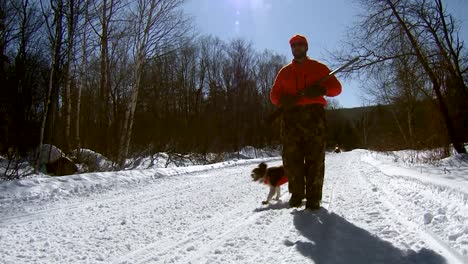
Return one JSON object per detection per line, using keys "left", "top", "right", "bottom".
{"left": 1, "top": 0, "right": 287, "bottom": 169}
{"left": 1, "top": 0, "right": 466, "bottom": 176}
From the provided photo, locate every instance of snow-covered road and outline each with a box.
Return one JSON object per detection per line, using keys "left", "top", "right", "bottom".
{"left": 1, "top": 151, "right": 466, "bottom": 263}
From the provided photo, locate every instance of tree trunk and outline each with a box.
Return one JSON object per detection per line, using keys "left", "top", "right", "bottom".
{"left": 390, "top": 107, "right": 408, "bottom": 147}
{"left": 37, "top": 0, "right": 64, "bottom": 171}
{"left": 76, "top": 0, "right": 89, "bottom": 153}
{"left": 99, "top": 0, "right": 112, "bottom": 157}
{"left": 119, "top": 58, "right": 144, "bottom": 167}
{"left": 407, "top": 105, "right": 414, "bottom": 147}
{"left": 64, "top": 0, "right": 76, "bottom": 153}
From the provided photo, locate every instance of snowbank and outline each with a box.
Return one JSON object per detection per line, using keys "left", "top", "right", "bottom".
{"left": 71, "top": 148, "right": 114, "bottom": 172}
{"left": 361, "top": 149, "right": 468, "bottom": 195}
{"left": 125, "top": 146, "right": 281, "bottom": 170}
{"left": 1, "top": 144, "right": 70, "bottom": 179}
{"left": 0, "top": 157, "right": 281, "bottom": 202}
{"left": 238, "top": 146, "right": 281, "bottom": 159}
{"left": 1, "top": 146, "right": 281, "bottom": 180}
{"left": 39, "top": 144, "right": 65, "bottom": 164}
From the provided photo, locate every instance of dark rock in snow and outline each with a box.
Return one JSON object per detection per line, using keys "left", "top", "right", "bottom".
{"left": 45, "top": 156, "right": 78, "bottom": 176}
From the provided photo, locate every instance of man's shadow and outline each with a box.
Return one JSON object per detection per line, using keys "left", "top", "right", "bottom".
{"left": 292, "top": 208, "right": 447, "bottom": 264}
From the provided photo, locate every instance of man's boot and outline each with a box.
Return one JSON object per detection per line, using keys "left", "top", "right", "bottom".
{"left": 289, "top": 194, "right": 304, "bottom": 208}
{"left": 305, "top": 200, "right": 320, "bottom": 210}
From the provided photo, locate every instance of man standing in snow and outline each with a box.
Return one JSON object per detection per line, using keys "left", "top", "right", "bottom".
{"left": 270, "top": 34, "right": 342, "bottom": 209}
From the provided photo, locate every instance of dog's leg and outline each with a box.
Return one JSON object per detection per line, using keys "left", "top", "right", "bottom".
{"left": 275, "top": 186, "right": 281, "bottom": 200}
{"left": 262, "top": 186, "right": 276, "bottom": 205}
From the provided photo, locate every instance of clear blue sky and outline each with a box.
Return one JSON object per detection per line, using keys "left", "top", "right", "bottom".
{"left": 183, "top": 0, "right": 468, "bottom": 108}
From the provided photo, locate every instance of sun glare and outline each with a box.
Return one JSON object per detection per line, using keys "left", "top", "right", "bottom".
{"left": 228, "top": 0, "right": 269, "bottom": 11}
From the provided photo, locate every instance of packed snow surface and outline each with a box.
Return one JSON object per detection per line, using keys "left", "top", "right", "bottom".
{"left": 0, "top": 150, "right": 466, "bottom": 263}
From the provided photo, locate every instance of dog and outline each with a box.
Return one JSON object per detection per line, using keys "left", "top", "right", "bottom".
{"left": 251, "top": 162, "right": 288, "bottom": 205}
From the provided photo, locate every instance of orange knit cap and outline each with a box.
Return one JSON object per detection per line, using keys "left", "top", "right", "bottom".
{"left": 289, "top": 34, "right": 308, "bottom": 47}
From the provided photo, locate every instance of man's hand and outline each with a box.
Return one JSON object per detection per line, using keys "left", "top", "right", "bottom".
{"left": 302, "top": 84, "right": 327, "bottom": 98}
{"left": 279, "top": 95, "right": 297, "bottom": 108}
{"left": 265, "top": 94, "right": 297, "bottom": 124}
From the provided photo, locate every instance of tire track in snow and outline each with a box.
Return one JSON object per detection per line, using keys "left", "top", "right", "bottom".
{"left": 112, "top": 202, "right": 254, "bottom": 263}
{"left": 0, "top": 167, "right": 249, "bottom": 226}
{"left": 175, "top": 163, "right": 338, "bottom": 264}
{"left": 109, "top": 163, "right": 282, "bottom": 263}
{"left": 326, "top": 150, "right": 466, "bottom": 263}
{"left": 115, "top": 203, "right": 267, "bottom": 264}
{"left": 0, "top": 158, "right": 282, "bottom": 223}
{"left": 1, "top": 164, "right": 268, "bottom": 264}
{"left": 178, "top": 193, "right": 291, "bottom": 263}
{"left": 325, "top": 152, "right": 465, "bottom": 263}
{"left": 171, "top": 183, "right": 336, "bottom": 263}
{"left": 113, "top": 165, "right": 297, "bottom": 263}
{"left": 112, "top": 181, "right": 263, "bottom": 263}
{"left": 0, "top": 178, "right": 200, "bottom": 225}
{"left": 357, "top": 166, "right": 467, "bottom": 264}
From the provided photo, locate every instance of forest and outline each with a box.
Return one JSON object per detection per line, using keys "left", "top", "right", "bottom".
{"left": 1, "top": 0, "right": 467, "bottom": 177}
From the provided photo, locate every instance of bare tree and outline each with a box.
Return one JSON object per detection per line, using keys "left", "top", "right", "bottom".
{"left": 325, "top": 98, "right": 342, "bottom": 110}
{"left": 335, "top": 0, "right": 467, "bottom": 153}
{"left": 0, "top": 0, "right": 13, "bottom": 60}
{"left": 1, "top": 0, "right": 43, "bottom": 156}
{"left": 118, "top": 0, "right": 190, "bottom": 167}
{"left": 92, "top": 0, "right": 121, "bottom": 157}
{"left": 256, "top": 50, "right": 286, "bottom": 117}
{"left": 74, "top": 0, "right": 91, "bottom": 154}
{"left": 62, "top": 0, "right": 81, "bottom": 153}
{"left": 37, "top": 0, "right": 65, "bottom": 171}
{"left": 385, "top": 0, "right": 466, "bottom": 153}
{"left": 355, "top": 106, "right": 374, "bottom": 148}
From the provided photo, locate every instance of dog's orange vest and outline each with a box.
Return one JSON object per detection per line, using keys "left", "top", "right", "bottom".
{"left": 263, "top": 175, "right": 288, "bottom": 186}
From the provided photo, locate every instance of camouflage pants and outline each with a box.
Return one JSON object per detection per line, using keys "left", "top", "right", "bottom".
{"left": 281, "top": 104, "right": 326, "bottom": 203}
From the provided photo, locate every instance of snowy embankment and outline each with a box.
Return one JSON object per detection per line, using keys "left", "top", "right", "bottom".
{"left": 0, "top": 150, "right": 466, "bottom": 263}
{"left": 126, "top": 146, "right": 281, "bottom": 170}
{"left": 0, "top": 145, "right": 281, "bottom": 178}
{"left": 0, "top": 157, "right": 280, "bottom": 202}
{"left": 361, "top": 150, "right": 468, "bottom": 258}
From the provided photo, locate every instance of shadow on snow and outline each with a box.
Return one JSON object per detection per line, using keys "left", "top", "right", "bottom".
{"left": 253, "top": 200, "right": 294, "bottom": 212}
{"left": 292, "top": 208, "right": 447, "bottom": 264}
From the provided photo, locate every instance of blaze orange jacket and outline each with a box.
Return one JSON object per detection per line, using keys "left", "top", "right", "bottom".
{"left": 270, "top": 57, "right": 342, "bottom": 106}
